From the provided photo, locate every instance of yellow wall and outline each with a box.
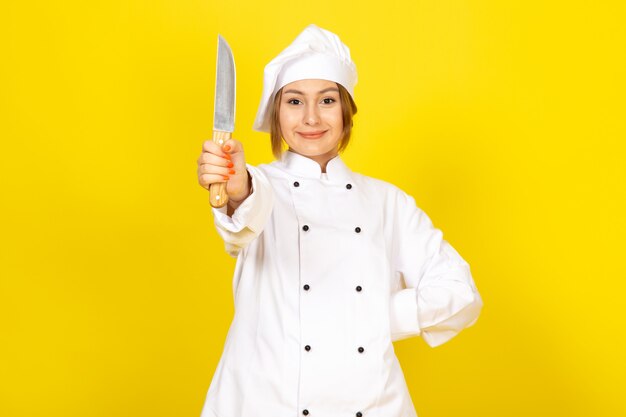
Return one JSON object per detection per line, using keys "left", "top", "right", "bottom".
{"left": 2, "top": 1, "right": 625, "bottom": 416}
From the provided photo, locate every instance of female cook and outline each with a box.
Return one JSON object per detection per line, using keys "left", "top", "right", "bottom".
{"left": 196, "top": 24, "right": 483, "bottom": 417}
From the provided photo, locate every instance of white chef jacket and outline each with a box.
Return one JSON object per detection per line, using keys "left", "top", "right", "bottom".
{"left": 200, "top": 150, "right": 482, "bottom": 417}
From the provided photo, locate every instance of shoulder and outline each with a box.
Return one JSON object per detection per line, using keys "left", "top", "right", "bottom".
{"left": 241, "top": 160, "right": 286, "bottom": 184}
{"left": 255, "top": 159, "right": 288, "bottom": 179}
{"left": 351, "top": 171, "right": 416, "bottom": 208}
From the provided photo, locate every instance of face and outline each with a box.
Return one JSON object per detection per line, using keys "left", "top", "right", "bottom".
{"left": 278, "top": 79, "right": 344, "bottom": 168}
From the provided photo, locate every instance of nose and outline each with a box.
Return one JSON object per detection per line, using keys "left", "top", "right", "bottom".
{"left": 303, "top": 104, "right": 320, "bottom": 125}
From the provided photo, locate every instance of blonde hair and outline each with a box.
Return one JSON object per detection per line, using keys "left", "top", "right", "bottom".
{"left": 269, "top": 83, "right": 358, "bottom": 160}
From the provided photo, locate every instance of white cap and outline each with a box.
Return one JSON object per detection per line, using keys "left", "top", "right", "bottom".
{"left": 252, "top": 24, "right": 358, "bottom": 133}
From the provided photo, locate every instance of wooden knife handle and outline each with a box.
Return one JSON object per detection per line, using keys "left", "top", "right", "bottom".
{"left": 209, "top": 130, "right": 231, "bottom": 208}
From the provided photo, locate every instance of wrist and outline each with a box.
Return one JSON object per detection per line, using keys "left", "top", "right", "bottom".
{"left": 227, "top": 170, "right": 252, "bottom": 207}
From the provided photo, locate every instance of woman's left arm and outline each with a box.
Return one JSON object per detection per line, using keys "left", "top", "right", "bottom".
{"left": 389, "top": 190, "right": 483, "bottom": 347}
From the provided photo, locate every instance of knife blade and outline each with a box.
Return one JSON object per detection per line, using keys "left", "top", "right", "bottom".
{"left": 210, "top": 35, "right": 236, "bottom": 208}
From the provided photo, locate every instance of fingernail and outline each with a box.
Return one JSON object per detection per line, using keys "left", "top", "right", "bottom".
{"left": 222, "top": 175, "right": 229, "bottom": 180}
{"left": 224, "top": 154, "right": 231, "bottom": 160}
{"left": 227, "top": 162, "right": 234, "bottom": 168}
{"left": 229, "top": 169, "right": 235, "bottom": 175}
{"left": 223, "top": 145, "right": 231, "bottom": 152}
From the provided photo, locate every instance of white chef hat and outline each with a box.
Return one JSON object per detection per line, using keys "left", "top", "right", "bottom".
{"left": 252, "top": 24, "right": 358, "bottom": 133}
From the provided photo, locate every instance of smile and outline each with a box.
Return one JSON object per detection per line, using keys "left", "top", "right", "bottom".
{"left": 297, "top": 131, "right": 327, "bottom": 139}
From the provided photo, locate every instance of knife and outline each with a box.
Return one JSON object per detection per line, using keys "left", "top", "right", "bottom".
{"left": 209, "top": 35, "right": 236, "bottom": 208}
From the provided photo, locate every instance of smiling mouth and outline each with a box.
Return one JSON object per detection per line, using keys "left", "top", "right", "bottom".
{"left": 298, "top": 131, "right": 327, "bottom": 139}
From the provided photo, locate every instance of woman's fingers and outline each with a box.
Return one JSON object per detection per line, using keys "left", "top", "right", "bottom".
{"left": 198, "top": 138, "right": 246, "bottom": 193}
{"left": 222, "top": 139, "right": 246, "bottom": 172}
{"left": 198, "top": 173, "right": 231, "bottom": 189}
{"left": 202, "top": 139, "right": 230, "bottom": 158}
{"left": 197, "top": 163, "right": 236, "bottom": 177}
{"left": 197, "top": 151, "right": 233, "bottom": 167}
{"left": 221, "top": 138, "right": 243, "bottom": 154}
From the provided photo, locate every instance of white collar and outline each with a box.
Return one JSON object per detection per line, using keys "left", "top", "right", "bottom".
{"left": 276, "top": 150, "right": 354, "bottom": 184}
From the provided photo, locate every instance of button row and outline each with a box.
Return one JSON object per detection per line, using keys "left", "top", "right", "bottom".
{"left": 296, "top": 175, "right": 361, "bottom": 417}
{"left": 302, "top": 410, "right": 363, "bottom": 416}
{"left": 293, "top": 182, "right": 353, "bottom": 189}
{"left": 302, "top": 345, "right": 366, "bottom": 353}
{"left": 302, "top": 284, "right": 362, "bottom": 292}
{"left": 301, "top": 225, "right": 362, "bottom": 233}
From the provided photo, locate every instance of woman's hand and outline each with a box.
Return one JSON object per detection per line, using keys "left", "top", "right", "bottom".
{"left": 197, "top": 138, "right": 250, "bottom": 207}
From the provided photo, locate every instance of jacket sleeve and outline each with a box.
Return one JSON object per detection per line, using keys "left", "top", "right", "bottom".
{"left": 211, "top": 164, "right": 274, "bottom": 257}
{"left": 389, "top": 190, "right": 483, "bottom": 347}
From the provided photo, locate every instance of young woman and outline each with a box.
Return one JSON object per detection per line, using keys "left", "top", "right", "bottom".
{"left": 196, "top": 24, "right": 482, "bottom": 417}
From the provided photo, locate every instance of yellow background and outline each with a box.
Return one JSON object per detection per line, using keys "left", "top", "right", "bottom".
{"left": 2, "top": 1, "right": 625, "bottom": 416}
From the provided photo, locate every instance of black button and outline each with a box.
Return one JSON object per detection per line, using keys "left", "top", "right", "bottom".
{"left": 356, "top": 285, "right": 362, "bottom": 292}
{"left": 302, "top": 225, "right": 309, "bottom": 231}
{"left": 356, "top": 413, "right": 363, "bottom": 417}
{"left": 303, "top": 410, "right": 309, "bottom": 416}
{"left": 355, "top": 227, "right": 361, "bottom": 233}
{"left": 346, "top": 183, "right": 352, "bottom": 189}
{"left": 358, "top": 346, "right": 365, "bottom": 353}
{"left": 305, "top": 345, "right": 311, "bottom": 351}
{"left": 304, "top": 284, "right": 310, "bottom": 291}
{"left": 294, "top": 181, "right": 300, "bottom": 187}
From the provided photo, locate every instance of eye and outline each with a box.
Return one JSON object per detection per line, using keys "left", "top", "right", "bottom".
{"left": 287, "top": 99, "right": 302, "bottom": 105}
{"left": 322, "top": 98, "right": 336, "bottom": 104}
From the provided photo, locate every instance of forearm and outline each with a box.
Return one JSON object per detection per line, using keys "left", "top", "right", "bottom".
{"left": 212, "top": 164, "right": 274, "bottom": 256}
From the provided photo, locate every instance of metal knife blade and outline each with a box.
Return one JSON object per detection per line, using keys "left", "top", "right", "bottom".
{"left": 209, "top": 35, "right": 236, "bottom": 208}
{"left": 214, "top": 35, "right": 236, "bottom": 133}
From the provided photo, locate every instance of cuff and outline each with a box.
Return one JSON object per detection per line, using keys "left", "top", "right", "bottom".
{"left": 389, "top": 288, "right": 421, "bottom": 341}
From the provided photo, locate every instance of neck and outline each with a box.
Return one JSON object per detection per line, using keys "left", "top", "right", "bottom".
{"left": 316, "top": 156, "right": 332, "bottom": 173}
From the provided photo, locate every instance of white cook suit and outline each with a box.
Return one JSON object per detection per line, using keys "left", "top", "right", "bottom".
{"left": 200, "top": 150, "right": 483, "bottom": 417}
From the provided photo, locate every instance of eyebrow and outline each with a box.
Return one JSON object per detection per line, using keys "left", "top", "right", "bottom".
{"left": 283, "top": 87, "right": 340, "bottom": 95}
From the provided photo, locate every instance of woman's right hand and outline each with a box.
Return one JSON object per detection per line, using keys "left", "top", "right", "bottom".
{"left": 197, "top": 138, "right": 250, "bottom": 205}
